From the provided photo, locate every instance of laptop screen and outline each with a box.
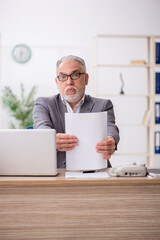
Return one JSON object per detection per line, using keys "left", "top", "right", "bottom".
{"left": 0, "top": 129, "right": 57, "bottom": 176}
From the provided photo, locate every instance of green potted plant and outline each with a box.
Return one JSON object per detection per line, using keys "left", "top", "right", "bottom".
{"left": 2, "top": 83, "right": 37, "bottom": 129}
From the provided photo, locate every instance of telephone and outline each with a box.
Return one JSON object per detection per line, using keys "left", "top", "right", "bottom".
{"left": 109, "top": 162, "right": 147, "bottom": 177}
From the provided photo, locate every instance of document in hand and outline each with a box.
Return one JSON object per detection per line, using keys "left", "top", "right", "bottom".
{"left": 65, "top": 111, "right": 108, "bottom": 171}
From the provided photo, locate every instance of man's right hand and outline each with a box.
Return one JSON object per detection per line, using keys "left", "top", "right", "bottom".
{"left": 56, "top": 133, "right": 78, "bottom": 152}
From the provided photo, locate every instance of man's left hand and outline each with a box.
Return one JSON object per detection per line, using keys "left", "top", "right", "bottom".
{"left": 96, "top": 137, "right": 116, "bottom": 159}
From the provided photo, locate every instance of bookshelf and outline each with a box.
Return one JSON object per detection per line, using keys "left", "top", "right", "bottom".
{"left": 0, "top": 34, "right": 1, "bottom": 128}
{"left": 92, "top": 35, "right": 160, "bottom": 167}
{"left": 152, "top": 38, "right": 160, "bottom": 166}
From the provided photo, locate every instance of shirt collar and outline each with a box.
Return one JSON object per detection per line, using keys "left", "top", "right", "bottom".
{"left": 61, "top": 94, "right": 85, "bottom": 108}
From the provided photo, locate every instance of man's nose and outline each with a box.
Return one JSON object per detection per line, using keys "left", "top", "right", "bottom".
{"left": 67, "top": 76, "right": 74, "bottom": 85}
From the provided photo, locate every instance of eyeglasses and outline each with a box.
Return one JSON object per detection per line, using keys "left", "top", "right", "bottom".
{"left": 57, "top": 72, "right": 85, "bottom": 82}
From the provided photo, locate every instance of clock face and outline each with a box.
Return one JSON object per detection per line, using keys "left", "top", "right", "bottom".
{"left": 12, "top": 44, "right": 31, "bottom": 63}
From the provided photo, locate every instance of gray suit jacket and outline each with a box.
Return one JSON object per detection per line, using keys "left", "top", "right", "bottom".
{"left": 33, "top": 94, "right": 120, "bottom": 168}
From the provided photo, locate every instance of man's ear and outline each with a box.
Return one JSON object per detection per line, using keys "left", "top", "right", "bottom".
{"left": 55, "top": 77, "right": 59, "bottom": 90}
{"left": 55, "top": 77, "right": 58, "bottom": 85}
{"left": 85, "top": 74, "right": 89, "bottom": 85}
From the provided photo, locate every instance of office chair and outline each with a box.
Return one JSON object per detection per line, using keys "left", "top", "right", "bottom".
{"left": 26, "top": 126, "right": 34, "bottom": 129}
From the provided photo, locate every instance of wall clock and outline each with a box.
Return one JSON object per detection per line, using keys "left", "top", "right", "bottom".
{"left": 12, "top": 44, "right": 31, "bottom": 63}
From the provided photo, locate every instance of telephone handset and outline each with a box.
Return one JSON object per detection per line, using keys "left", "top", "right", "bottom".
{"left": 109, "top": 162, "right": 147, "bottom": 177}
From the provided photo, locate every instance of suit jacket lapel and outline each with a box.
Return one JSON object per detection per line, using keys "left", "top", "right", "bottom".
{"left": 56, "top": 95, "right": 67, "bottom": 132}
{"left": 80, "top": 95, "right": 95, "bottom": 113}
{"left": 56, "top": 95, "right": 95, "bottom": 132}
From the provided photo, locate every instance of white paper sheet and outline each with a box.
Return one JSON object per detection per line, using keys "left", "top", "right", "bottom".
{"left": 65, "top": 171, "right": 110, "bottom": 179}
{"left": 65, "top": 111, "right": 108, "bottom": 171}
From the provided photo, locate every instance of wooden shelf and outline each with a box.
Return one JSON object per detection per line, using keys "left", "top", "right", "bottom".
{"left": 118, "top": 124, "right": 150, "bottom": 127}
{"left": 92, "top": 34, "right": 160, "bottom": 167}
{"left": 94, "top": 64, "right": 151, "bottom": 68}
{"left": 97, "top": 94, "right": 150, "bottom": 98}
{"left": 113, "top": 153, "right": 150, "bottom": 157}
{"left": 95, "top": 34, "right": 152, "bottom": 38}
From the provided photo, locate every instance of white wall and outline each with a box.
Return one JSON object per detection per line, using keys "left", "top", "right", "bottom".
{"left": 1, "top": 0, "right": 160, "bottom": 98}
{"left": 0, "top": 0, "right": 160, "bottom": 165}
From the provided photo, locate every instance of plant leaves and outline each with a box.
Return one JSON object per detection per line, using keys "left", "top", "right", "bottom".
{"left": 1, "top": 84, "right": 37, "bottom": 129}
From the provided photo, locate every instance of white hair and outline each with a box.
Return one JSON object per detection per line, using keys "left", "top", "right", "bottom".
{"left": 56, "top": 55, "right": 87, "bottom": 72}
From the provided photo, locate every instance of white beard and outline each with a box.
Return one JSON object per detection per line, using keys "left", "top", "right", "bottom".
{"left": 63, "top": 86, "right": 84, "bottom": 103}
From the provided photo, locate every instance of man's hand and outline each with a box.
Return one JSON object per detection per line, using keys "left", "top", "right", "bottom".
{"left": 56, "top": 133, "right": 78, "bottom": 152}
{"left": 96, "top": 137, "right": 116, "bottom": 159}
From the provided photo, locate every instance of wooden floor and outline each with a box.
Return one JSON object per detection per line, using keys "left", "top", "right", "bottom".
{"left": 0, "top": 172, "right": 160, "bottom": 240}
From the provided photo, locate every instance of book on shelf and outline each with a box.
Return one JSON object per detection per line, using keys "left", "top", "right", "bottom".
{"left": 156, "top": 42, "right": 160, "bottom": 64}
{"left": 155, "top": 131, "right": 160, "bottom": 154}
{"left": 142, "top": 109, "right": 151, "bottom": 125}
{"left": 156, "top": 72, "right": 160, "bottom": 94}
{"left": 130, "top": 60, "right": 146, "bottom": 65}
{"left": 155, "top": 102, "right": 160, "bottom": 124}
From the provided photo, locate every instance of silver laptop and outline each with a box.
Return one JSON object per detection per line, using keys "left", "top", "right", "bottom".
{"left": 0, "top": 129, "right": 57, "bottom": 176}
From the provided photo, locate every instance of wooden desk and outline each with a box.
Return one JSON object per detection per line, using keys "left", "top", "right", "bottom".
{"left": 0, "top": 169, "right": 160, "bottom": 240}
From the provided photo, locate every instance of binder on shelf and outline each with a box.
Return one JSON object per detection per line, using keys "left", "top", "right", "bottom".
{"left": 155, "top": 102, "right": 160, "bottom": 124}
{"left": 155, "top": 131, "right": 160, "bottom": 154}
{"left": 156, "top": 42, "right": 160, "bottom": 64}
{"left": 156, "top": 72, "right": 160, "bottom": 94}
